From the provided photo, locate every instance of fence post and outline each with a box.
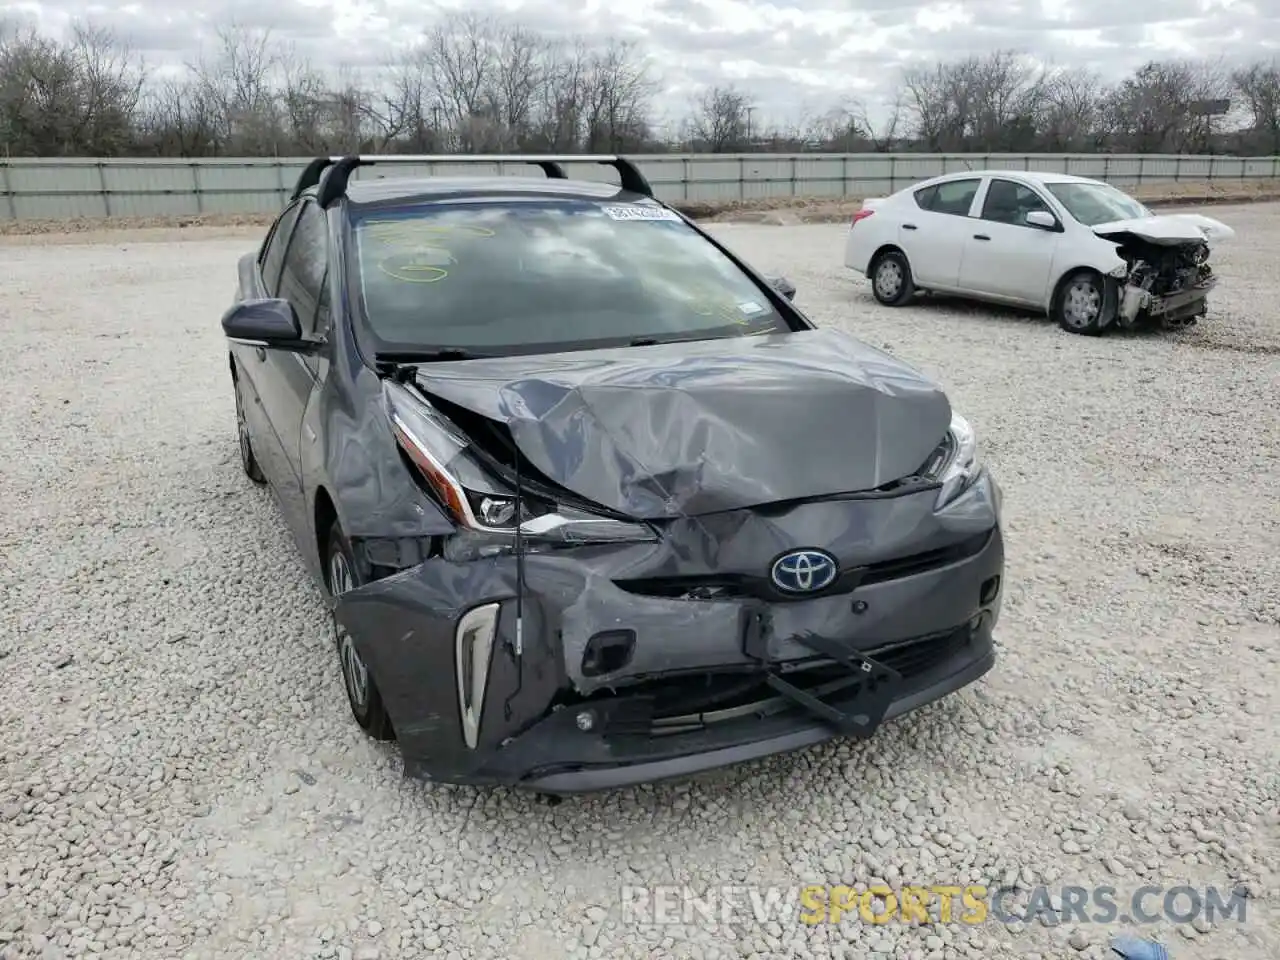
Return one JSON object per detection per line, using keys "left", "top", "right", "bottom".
{"left": 97, "top": 161, "right": 111, "bottom": 218}
{"left": 1208, "top": 155, "right": 1215, "bottom": 182}
{"left": 841, "top": 155, "right": 848, "bottom": 198}
{"left": 1138, "top": 156, "right": 1145, "bottom": 185}
{"left": 0, "top": 160, "right": 15, "bottom": 221}
{"left": 738, "top": 156, "right": 745, "bottom": 201}
{"left": 191, "top": 163, "right": 203, "bottom": 214}
{"left": 683, "top": 157, "right": 690, "bottom": 201}
{"left": 1103, "top": 154, "right": 1111, "bottom": 183}
{"left": 889, "top": 154, "right": 896, "bottom": 194}
{"left": 791, "top": 156, "right": 797, "bottom": 197}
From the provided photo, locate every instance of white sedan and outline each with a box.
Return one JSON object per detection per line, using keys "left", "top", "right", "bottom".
{"left": 843, "top": 170, "right": 1235, "bottom": 334}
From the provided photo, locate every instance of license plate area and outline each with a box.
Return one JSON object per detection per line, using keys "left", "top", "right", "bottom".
{"left": 741, "top": 607, "right": 902, "bottom": 738}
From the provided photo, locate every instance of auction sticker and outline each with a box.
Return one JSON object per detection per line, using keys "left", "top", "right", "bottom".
{"left": 600, "top": 204, "right": 682, "bottom": 222}
{"left": 738, "top": 300, "right": 767, "bottom": 316}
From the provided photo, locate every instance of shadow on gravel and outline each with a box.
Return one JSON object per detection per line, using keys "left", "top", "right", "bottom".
{"left": 867, "top": 290, "right": 1254, "bottom": 347}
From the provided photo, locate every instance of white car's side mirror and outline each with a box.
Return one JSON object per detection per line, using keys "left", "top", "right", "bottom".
{"left": 1025, "top": 210, "right": 1058, "bottom": 230}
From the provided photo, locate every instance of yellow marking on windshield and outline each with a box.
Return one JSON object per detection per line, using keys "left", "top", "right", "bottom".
{"left": 361, "top": 220, "right": 497, "bottom": 284}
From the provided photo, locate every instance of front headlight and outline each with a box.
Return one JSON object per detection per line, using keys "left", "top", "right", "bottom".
{"left": 383, "top": 380, "right": 657, "bottom": 555}
{"left": 920, "top": 412, "right": 981, "bottom": 509}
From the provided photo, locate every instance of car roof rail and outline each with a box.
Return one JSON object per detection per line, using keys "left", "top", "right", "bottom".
{"left": 290, "top": 156, "right": 343, "bottom": 200}
{"left": 310, "top": 154, "right": 655, "bottom": 208}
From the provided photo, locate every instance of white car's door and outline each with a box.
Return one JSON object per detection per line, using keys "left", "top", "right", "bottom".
{"left": 896, "top": 177, "right": 983, "bottom": 289}
{"left": 957, "top": 178, "right": 1060, "bottom": 304}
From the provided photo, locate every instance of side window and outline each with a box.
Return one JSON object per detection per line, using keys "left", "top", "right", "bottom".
{"left": 929, "top": 178, "right": 981, "bottom": 216}
{"left": 260, "top": 203, "right": 302, "bottom": 296}
{"left": 276, "top": 202, "right": 329, "bottom": 338}
{"left": 913, "top": 184, "right": 938, "bottom": 210}
{"left": 981, "top": 179, "right": 1051, "bottom": 226}
{"left": 314, "top": 269, "right": 332, "bottom": 339}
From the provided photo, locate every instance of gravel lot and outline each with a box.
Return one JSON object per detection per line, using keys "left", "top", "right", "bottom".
{"left": 2, "top": 203, "right": 1278, "bottom": 960}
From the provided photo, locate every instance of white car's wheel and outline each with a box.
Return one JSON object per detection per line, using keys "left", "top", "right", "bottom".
{"left": 1054, "top": 270, "right": 1106, "bottom": 335}
{"left": 869, "top": 250, "right": 915, "bottom": 306}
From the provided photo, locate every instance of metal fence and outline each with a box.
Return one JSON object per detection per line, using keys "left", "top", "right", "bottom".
{"left": 2, "top": 153, "right": 1279, "bottom": 221}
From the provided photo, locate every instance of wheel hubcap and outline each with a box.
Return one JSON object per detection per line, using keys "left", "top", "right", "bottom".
{"left": 876, "top": 261, "right": 902, "bottom": 298}
{"left": 1064, "top": 281, "right": 1101, "bottom": 327}
{"left": 329, "top": 551, "right": 369, "bottom": 710}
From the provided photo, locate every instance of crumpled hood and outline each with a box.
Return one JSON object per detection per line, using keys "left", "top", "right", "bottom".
{"left": 411, "top": 328, "right": 952, "bottom": 519}
{"left": 1092, "top": 212, "right": 1235, "bottom": 246}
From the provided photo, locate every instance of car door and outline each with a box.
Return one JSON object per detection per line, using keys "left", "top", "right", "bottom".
{"left": 957, "top": 178, "right": 1060, "bottom": 304}
{"left": 234, "top": 201, "right": 303, "bottom": 490}
{"left": 255, "top": 199, "right": 330, "bottom": 543}
{"left": 896, "top": 178, "right": 983, "bottom": 289}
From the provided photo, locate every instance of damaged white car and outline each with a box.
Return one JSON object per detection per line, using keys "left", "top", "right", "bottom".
{"left": 844, "top": 170, "right": 1234, "bottom": 334}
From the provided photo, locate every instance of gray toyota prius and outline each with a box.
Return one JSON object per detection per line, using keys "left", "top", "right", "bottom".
{"left": 221, "top": 153, "right": 1005, "bottom": 795}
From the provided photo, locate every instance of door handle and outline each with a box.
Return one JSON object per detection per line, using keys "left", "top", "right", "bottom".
{"left": 255, "top": 347, "right": 267, "bottom": 361}
{"left": 973, "top": 234, "right": 991, "bottom": 241}
{"left": 903, "top": 223, "right": 918, "bottom": 230}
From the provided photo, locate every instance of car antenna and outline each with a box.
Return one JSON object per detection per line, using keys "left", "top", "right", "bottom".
{"left": 504, "top": 444, "right": 526, "bottom": 720}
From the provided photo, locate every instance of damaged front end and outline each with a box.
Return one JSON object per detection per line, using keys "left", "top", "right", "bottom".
{"left": 1112, "top": 237, "right": 1217, "bottom": 329}
{"left": 330, "top": 332, "right": 1005, "bottom": 793}
{"left": 1098, "top": 215, "right": 1233, "bottom": 330}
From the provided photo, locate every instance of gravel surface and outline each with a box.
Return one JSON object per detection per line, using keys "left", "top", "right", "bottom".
{"left": 2, "top": 203, "right": 1278, "bottom": 960}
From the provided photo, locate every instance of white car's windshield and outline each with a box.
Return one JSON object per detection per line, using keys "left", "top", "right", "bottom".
{"left": 1046, "top": 182, "right": 1151, "bottom": 227}
{"left": 348, "top": 198, "right": 790, "bottom": 355}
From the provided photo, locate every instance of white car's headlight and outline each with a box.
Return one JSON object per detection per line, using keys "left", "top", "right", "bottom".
{"left": 920, "top": 412, "right": 981, "bottom": 508}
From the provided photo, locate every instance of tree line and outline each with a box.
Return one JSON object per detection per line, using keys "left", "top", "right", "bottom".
{"left": 2, "top": 14, "right": 1279, "bottom": 159}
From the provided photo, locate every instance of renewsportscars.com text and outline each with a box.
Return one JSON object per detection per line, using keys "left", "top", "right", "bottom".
{"left": 619, "top": 883, "right": 1249, "bottom": 927}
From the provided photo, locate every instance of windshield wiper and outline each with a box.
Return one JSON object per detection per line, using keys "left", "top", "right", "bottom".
{"left": 629, "top": 334, "right": 720, "bottom": 346}
{"left": 375, "top": 348, "right": 486, "bottom": 363}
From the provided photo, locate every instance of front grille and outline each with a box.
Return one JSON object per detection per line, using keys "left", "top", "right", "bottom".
{"left": 614, "top": 530, "right": 992, "bottom": 602}
{"left": 564, "top": 623, "right": 976, "bottom": 737}
{"left": 867, "top": 625, "right": 973, "bottom": 677}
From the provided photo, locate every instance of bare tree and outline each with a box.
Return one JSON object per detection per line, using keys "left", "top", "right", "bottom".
{"left": 684, "top": 85, "right": 752, "bottom": 152}
{"left": 9, "top": 11, "right": 1280, "bottom": 161}
{"left": 1039, "top": 67, "right": 1104, "bottom": 151}
{"left": 0, "top": 20, "right": 144, "bottom": 155}
{"left": 187, "top": 22, "right": 284, "bottom": 154}
{"left": 1101, "top": 58, "right": 1232, "bottom": 153}
{"left": 1232, "top": 59, "right": 1280, "bottom": 154}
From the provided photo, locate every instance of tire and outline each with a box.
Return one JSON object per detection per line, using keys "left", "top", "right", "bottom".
{"left": 1053, "top": 270, "right": 1106, "bottom": 335}
{"left": 324, "top": 520, "right": 395, "bottom": 741}
{"left": 233, "top": 370, "right": 267, "bottom": 484}
{"left": 869, "top": 250, "right": 916, "bottom": 306}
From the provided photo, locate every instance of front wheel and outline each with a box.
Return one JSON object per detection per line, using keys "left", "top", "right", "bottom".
{"left": 869, "top": 250, "right": 916, "bottom": 306}
{"left": 233, "top": 372, "right": 267, "bottom": 484}
{"left": 1054, "top": 271, "right": 1106, "bottom": 335}
{"left": 325, "top": 520, "right": 395, "bottom": 742}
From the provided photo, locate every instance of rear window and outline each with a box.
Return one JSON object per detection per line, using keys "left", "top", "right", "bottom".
{"left": 347, "top": 199, "right": 791, "bottom": 354}
{"left": 916, "top": 178, "right": 980, "bottom": 216}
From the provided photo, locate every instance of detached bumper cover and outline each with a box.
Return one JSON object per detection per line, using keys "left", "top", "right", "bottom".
{"left": 474, "top": 619, "right": 996, "bottom": 794}
{"left": 333, "top": 473, "right": 1005, "bottom": 792}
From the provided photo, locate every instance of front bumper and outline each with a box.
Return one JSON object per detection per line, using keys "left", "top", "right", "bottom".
{"left": 334, "top": 471, "right": 1005, "bottom": 793}
{"left": 1119, "top": 277, "right": 1215, "bottom": 326}
{"left": 473, "top": 618, "right": 996, "bottom": 794}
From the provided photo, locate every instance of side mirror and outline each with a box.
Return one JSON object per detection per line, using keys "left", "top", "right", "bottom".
{"left": 768, "top": 275, "right": 797, "bottom": 301}
{"left": 1025, "top": 210, "right": 1058, "bottom": 231}
{"left": 221, "top": 298, "right": 310, "bottom": 350}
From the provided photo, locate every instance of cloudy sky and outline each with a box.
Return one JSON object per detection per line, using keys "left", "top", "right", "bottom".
{"left": 4, "top": 0, "right": 1278, "bottom": 129}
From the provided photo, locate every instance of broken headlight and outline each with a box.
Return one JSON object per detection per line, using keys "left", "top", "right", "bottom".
{"left": 383, "top": 380, "right": 658, "bottom": 555}
{"left": 920, "top": 412, "right": 981, "bottom": 509}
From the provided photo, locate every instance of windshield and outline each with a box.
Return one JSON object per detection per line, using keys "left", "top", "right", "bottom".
{"left": 347, "top": 198, "right": 792, "bottom": 355}
{"left": 1046, "top": 182, "right": 1151, "bottom": 227}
